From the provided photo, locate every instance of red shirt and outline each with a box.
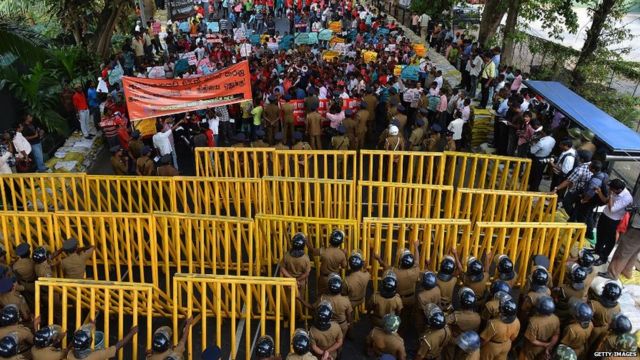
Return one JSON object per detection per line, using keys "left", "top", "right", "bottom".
{"left": 72, "top": 91, "right": 88, "bottom": 111}
{"left": 204, "top": 129, "right": 215, "bottom": 147}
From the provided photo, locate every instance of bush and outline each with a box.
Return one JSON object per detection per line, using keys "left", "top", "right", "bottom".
{"left": 576, "top": 83, "right": 640, "bottom": 130}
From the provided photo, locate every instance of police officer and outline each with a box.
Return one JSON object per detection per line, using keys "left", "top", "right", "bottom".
{"left": 254, "top": 335, "right": 277, "bottom": 360}
{"left": 452, "top": 247, "right": 492, "bottom": 304}
{"left": 568, "top": 249, "right": 596, "bottom": 290}
{"left": 312, "top": 274, "right": 352, "bottom": 337}
{"left": 307, "top": 230, "right": 347, "bottom": 295}
{"left": 554, "top": 344, "right": 578, "bottom": 360}
{"left": 263, "top": 96, "right": 280, "bottom": 145}
{"left": 355, "top": 102, "right": 370, "bottom": 149}
{"left": 395, "top": 105, "right": 408, "bottom": 134}
{"left": 493, "top": 255, "right": 517, "bottom": 288}
{"left": 157, "top": 154, "right": 179, "bottom": 176}
{"left": 393, "top": 245, "right": 421, "bottom": 312}
{"left": 342, "top": 110, "right": 357, "bottom": 150}
{"left": 436, "top": 255, "right": 458, "bottom": 310}
{"left": 273, "top": 133, "right": 289, "bottom": 150}
{"left": 444, "top": 288, "right": 481, "bottom": 360}
{"left": 331, "top": 125, "right": 349, "bottom": 151}
{"left": 292, "top": 132, "right": 312, "bottom": 168}
{"left": 367, "top": 270, "right": 403, "bottom": 328}
{"left": 0, "top": 334, "right": 22, "bottom": 359}
{"left": 588, "top": 282, "right": 622, "bottom": 349}
{"left": 553, "top": 264, "right": 588, "bottom": 326}
{"left": 480, "top": 297, "right": 520, "bottom": 360}
{"left": 286, "top": 329, "right": 314, "bottom": 360}
{"left": 136, "top": 146, "right": 155, "bottom": 176}
{"left": 68, "top": 322, "right": 138, "bottom": 360}
{"left": 521, "top": 296, "right": 560, "bottom": 360}
{"left": 33, "top": 246, "right": 61, "bottom": 279}
{"left": 424, "top": 124, "right": 444, "bottom": 152}
{"left": 60, "top": 238, "right": 95, "bottom": 280}
{"left": 384, "top": 125, "right": 405, "bottom": 153}
{"left": 415, "top": 304, "right": 451, "bottom": 360}
{"left": 481, "top": 280, "right": 511, "bottom": 324}
{"left": 0, "top": 305, "right": 32, "bottom": 351}
{"left": 519, "top": 266, "right": 551, "bottom": 320}
{"left": 559, "top": 300, "right": 593, "bottom": 359}
{"left": 280, "top": 233, "right": 312, "bottom": 292}
{"left": 309, "top": 301, "right": 343, "bottom": 360}
{"left": 409, "top": 119, "right": 426, "bottom": 150}
{"left": 31, "top": 316, "right": 66, "bottom": 360}
{"left": 0, "top": 279, "right": 30, "bottom": 322}
{"left": 343, "top": 251, "right": 371, "bottom": 310}
{"left": 11, "top": 243, "right": 35, "bottom": 292}
{"left": 231, "top": 133, "right": 247, "bottom": 148}
{"left": 146, "top": 317, "right": 193, "bottom": 359}
{"left": 251, "top": 129, "right": 270, "bottom": 148}
{"left": 415, "top": 271, "right": 441, "bottom": 334}
{"left": 366, "top": 314, "right": 406, "bottom": 360}
{"left": 305, "top": 104, "right": 323, "bottom": 150}
{"left": 594, "top": 313, "right": 632, "bottom": 353}
{"left": 454, "top": 331, "right": 481, "bottom": 360}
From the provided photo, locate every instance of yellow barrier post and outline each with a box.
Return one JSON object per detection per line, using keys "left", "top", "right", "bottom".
{"left": 357, "top": 182, "right": 454, "bottom": 221}
{"left": 172, "top": 176, "right": 262, "bottom": 217}
{"left": 35, "top": 278, "right": 154, "bottom": 360}
{"left": 261, "top": 176, "right": 356, "bottom": 220}
{"left": 273, "top": 149, "right": 357, "bottom": 180}
{"left": 358, "top": 150, "right": 445, "bottom": 184}
{"left": 0, "top": 173, "right": 86, "bottom": 211}
{"left": 85, "top": 175, "right": 174, "bottom": 212}
{"left": 0, "top": 212, "right": 56, "bottom": 260}
{"left": 472, "top": 222, "right": 586, "bottom": 286}
{"left": 255, "top": 214, "right": 359, "bottom": 276}
{"left": 362, "top": 218, "right": 472, "bottom": 288}
{"left": 195, "top": 148, "right": 274, "bottom": 178}
{"left": 172, "top": 274, "right": 296, "bottom": 360}
{"left": 453, "top": 188, "right": 557, "bottom": 224}
{"left": 442, "top": 151, "right": 531, "bottom": 190}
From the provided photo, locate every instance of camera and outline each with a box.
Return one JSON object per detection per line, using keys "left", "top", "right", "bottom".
{"left": 538, "top": 156, "right": 555, "bottom": 164}
{"left": 626, "top": 205, "right": 639, "bottom": 214}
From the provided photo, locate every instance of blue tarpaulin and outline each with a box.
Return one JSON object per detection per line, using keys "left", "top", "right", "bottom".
{"left": 525, "top": 81, "right": 640, "bottom": 155}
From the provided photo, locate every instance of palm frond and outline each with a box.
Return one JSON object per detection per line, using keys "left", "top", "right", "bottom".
{"left": 0, "top": 18, "right": 49, "bottom": 63}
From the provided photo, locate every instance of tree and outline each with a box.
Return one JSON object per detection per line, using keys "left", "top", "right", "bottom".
{"left": 477, "top": 0, "right": 508, "bottom": 47}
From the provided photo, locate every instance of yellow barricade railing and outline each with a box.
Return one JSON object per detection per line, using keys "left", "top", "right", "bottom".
{"left": 85, "top": 175, "right": 174, "bottom": 212}
{"left": 195, "top": 148, "right": 275, "bottom": 178}
{"left": 0, "top": 212, "right": 56, "bottom": 260}
{"left": 362, "top": 218, "right": 473, "bottom": 287}
{"left": 453, "top": 188, "right": 557, "bottom": 224}
{"left": 261, "top": 176, "right": 356, "bottom": 220}
{"left": 357, "top": 182, "right": 454, "bottom": 220}
{"left": 173, "top": 177, "right": 262, "bottom": 217}
{"left": 473, "top": 222, "right": 586, "bottom": 286}
{"left": 173, "top": 274, "right": 296, "bottom": 360}
{"left": 358, "top": 150, "right": 445, "bottom": 184}
{"left": 35, "top": 278, "right": 153, "bottom": 360}
{"left": 442, "top": 151, "right": 531, "bottom": 190}
{"left": 255, "top": 214, "right": 359, "bottom": 276}
{"left": 153, "top": 213, "right": 256, "bottom": 298}
{"left": 0, "top": 173, "right": 86, "bottom": 211}
{"left": 273, "top": 149, "right": 357, "bottom": 180}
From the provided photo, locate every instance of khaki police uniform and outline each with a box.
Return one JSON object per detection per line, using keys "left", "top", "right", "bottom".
{"left": 306, "top": 111, "right": 324, "bottom": 150}
{"left": 285, "top": 353, "right": 317, "bottom": 359}
{"left": 32, "top": 347, "right": 66, "bottom": 360}
{"left": 368, "top": 293, "right": 403, "bottom": 328}
{"left": 521, "top": 314, "right": 560, "bottom": 360}
{"left": 415, "top": 287, "right": 442, "bottom": 333}
{"left": 315, "top": 294, "right": 351, "bottom": 336}
{"left": 12, "top": 258, "right": 36, "bottom": 284}
{"left": 0, "top": 324, "right": 34, "bottom": 351}
{"left": 416, "top": 326, "right": 451, "bottom": 360}
{"left": 555, "top": 284, "right": 588, "bottom": 326}
{"left": 0, "top": 289, "right": 31, "bottom": 321}
{"left": 395, "top": 113, "right": 407, "bottom": 133}
{"left": 409, "top": 127, "right": 425, "bottom": 150}
{"left": 482, "top": 299, "right": 500, "bottom": 323}
{"left": 136, "top": 156, "right": 155, "bottom": 176}
{"left": 157, "top": 165, "right": 179, "bottom": 176}
{"left": 445, "top": 138, "right": 456, "bottom": 151}
{"left": 424, "top": 134, "right": 444, "bottom": 152}
{"left": 367, "top": 327, "right": 406, "bottom": 359}
{"left": 463, "top": 273, "right": 489, "bottom": 302}
{"left": 437, "top": 277, "right": 457, "bottom": 310}
{"left": 443, "top": 310, "right": 482, "bottom": 360}
{"left": 519, "top": 288, "right": 551, "bottom": 319}
{"left": 355, "top": 110, "right": 369, "bottom": 149}
{"left": 560, "top": 321, "right": 593, "bottom": 359}
{"left": 66, "top": 346, "right": 117, "bottom": 360}
{"left": 274, "top": 143, "right": 289, "bottom": 150}
{"left": 453, "top": 348, "right": 480, "bottom": 360}
{"left": 282, "top": 253, "right": 311, "bottom": 280}
{"left": 395, "top": 266, "right": 420, "bottom": 307}
{"left": 61, "top": 249, "right": 94, "bottom": 279}
{"left": 128, "top": 139, "right": 144, "bottom": 159}
{"left": 251, "top": 139, "right": 270, "bottom": 148}
{"left": 146, "top": 335, "right": 186, "bottom": 359}
{"left": 331, "top": 135, "right": 349, "bottom": 151}
{"left": 263, "top": 103, "right": 281, "bottom": 144}
{"left": 595, "top": 334, "right": 618, "bottom": 352}
{"left": 342, "top": 118, "right": 357, "bottom": 150}
{"left": 315, "top": 247, "right": 346, "bottom": 295}
{"left": 344, "top": 270, "right": 371, "bottom": 308}
{"left": 479, "top": 318, "right": 520, "bottom": 360}
{"left": 362, "top": 94, "right": 377, "bottom": 123}
{"left": 281, "top": 102, "right": 295, "bottom": 144}
{"left": 588, "top": 300, "right": 621, "bottom": 350}
{"left": 309, "top": 322, "right": 342, "bottom": 360}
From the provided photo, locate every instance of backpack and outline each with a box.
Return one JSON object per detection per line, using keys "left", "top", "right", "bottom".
{"left": 559, "top": 152, "right": 579, "bottom": 177}
{"left": 590, "top": 172, "right": 609, "bottom": 206}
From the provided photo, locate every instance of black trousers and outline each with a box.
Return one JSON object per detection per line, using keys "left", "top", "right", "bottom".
{"left": 528, "top": 158, "right": 545, "bottom": 192}
{"left": 595, "top": 213, "right": 620, "bottom": 262}
{"left": 480, "top": 81, "right": 490, "bottom": 108}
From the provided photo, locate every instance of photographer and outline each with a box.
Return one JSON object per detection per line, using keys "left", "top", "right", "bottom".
{"left": 527, "top": 125, "right": 555, "bottom": 192}
{"left": 549, "top": 139, "right": 577, "bottom": 197}
{"left": 594, "top": 179, "right": 634, "bottom": 279}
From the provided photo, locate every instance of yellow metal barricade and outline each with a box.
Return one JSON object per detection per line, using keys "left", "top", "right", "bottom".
{"left": 153, "top": 213, "right": 256, "bottom": 298}
{"left": 255, "top": 214, "right": 359, "bottom": 276}
{"left": 362, "top": 218, "right": 472, "bottom": 287}
{"left": 35, "top": 278, "right": 153, "bottom": 360}
{"left": 261, "top": 176, "right": 356, "bottom": 220}
{"left": 442, "top": 151, "right": 531, "bottom": 190}
{"left": 453, "top": 188, "right": 557, "bottom": 224}
{"left": 0, "top": 173, "right": 86, "bottom": 211}
{"left": 358, "top": 150, "right": 445, "bottom": 184}
{"left": 273, "top": 149, "right": 357, "bottom": 180}
{"left": 195, "top": 148, "right": 274, "bottom": 178}
{"left": 172, "top": 274, "right": 296, "bottom": 360}
{"left": 473, "top": 222, "right": 586, "bottom": 286}
{"left": 357, "top": 182, "right": 454, "bottom": 220}
{"left": 0, "top": 212, "right": 56, "bottom": 259}
{"left": 85, "top": 175, "right": 174, "bottom": 212}
{"left": 173, "top": 177, "right": 262, "bottom": 217}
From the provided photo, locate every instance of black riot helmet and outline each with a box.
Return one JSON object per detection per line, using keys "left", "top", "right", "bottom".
{"left": 32, "top": 246, "right": 48, "bottom": 264}
{"left": 458, "top": 287, "right": 477, "bottom": 310}
{"left": 427, "top": 307, "right": 446, "bottom": 330}
{"left": 578, "top": 250, "right": 595, "bottom": 268}
{"left": 530, "top": 267, "right": 549, "bottom": 291}
{"left": 497, "top": 255, "right": 515, "bottom": 281}
{"left": 292, "top": 329, "right": 311, "bottom": 355}
{"left": 490, "top": 280, "right": 511, "bottom": 297}
{"left": 152, "top": 331, "right": 171, "bottom": 353}
{"left": 466, "top": 257, "right": 484, "bottom": 282}
{"left": 399, "top": 249, "right": 415, "bottom": 269}
{"left": 72, "top": 329, "right": 92, "bottom": 351}
{"left": 421, "top": 271, "right": 437, "bottom": 290}
{"left": 348, "top": 252, "right": 364, "bottom": 271}
{"left": 499, "top": 298, "right": 518, "bottom": 324}
{"left": 380, "top": 271, "right": 398, "bottom": 298}
{"left": 438, "top": 256, "right": 456, "bottom": 282}
{"left": 610, "top": 314, "right": 632, "bottom": 335}
{"left": 600, "top": 282, "right": 622, "bottom": 308}
{"left": 536, "top": 296, "right": 555, "bottom": 316}
{"left": 329, "top": 229, "right": 345, "bottom": 247}
{"left": 0, "top": 305, "right": 19, "bottom": 327}
{"left": 290, "top": 232, "right": 306, "bottom": 251}
{"left": 255, "top": 335, "right": 275, "bottom": 358}
{"left": 0, "top": 336, "right": 18, "bottom": 357}
{"left": 327, "top": 274, "right": 343, "bottom": 295}
{"left": 314, "top": 301, "right": 333, "bottom": 330}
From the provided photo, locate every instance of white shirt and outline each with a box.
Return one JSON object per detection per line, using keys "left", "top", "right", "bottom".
{"left": 520, "top": 99, "right": 530, "bottom": 112}
{"left": 419, "top": 14, "right": 431, "bottom": 27}
{"left": 557, "top": 148, "right": 576, "bottom": 175}
{"left": 469, "top": 56, "right": 483, "bottom": 77}
{"left": 153, "top": 130, "right": 174, "bottom": 156}
{"left": 603, "top": 188, "right": 633, "bottom": 220}
{"left": 319, "top": 86, "right": 328, "bottom": 100}
{"left": 208, "top": 117, "right": 220, "bottom": 135}
{"left": 448, "top": 118, "right": 464, "bottom": 140}
{"left": 434, "top": 76, "right": 443, "bottom": 91}
{"left": 461, "top": 106, "right": 471, "bottom": 122}
{"left": 12, "top": 132, "right": 31, "bottom": 158}
{"left": 530, "top": 136, "right": 556, "bottom": 158}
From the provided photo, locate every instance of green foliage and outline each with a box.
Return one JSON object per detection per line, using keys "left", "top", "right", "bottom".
{"left": 411, "top": 0, "right": 458, "bottom": 19}
{"left": 521, "top": 0, "right": 579, "bottom": 40}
